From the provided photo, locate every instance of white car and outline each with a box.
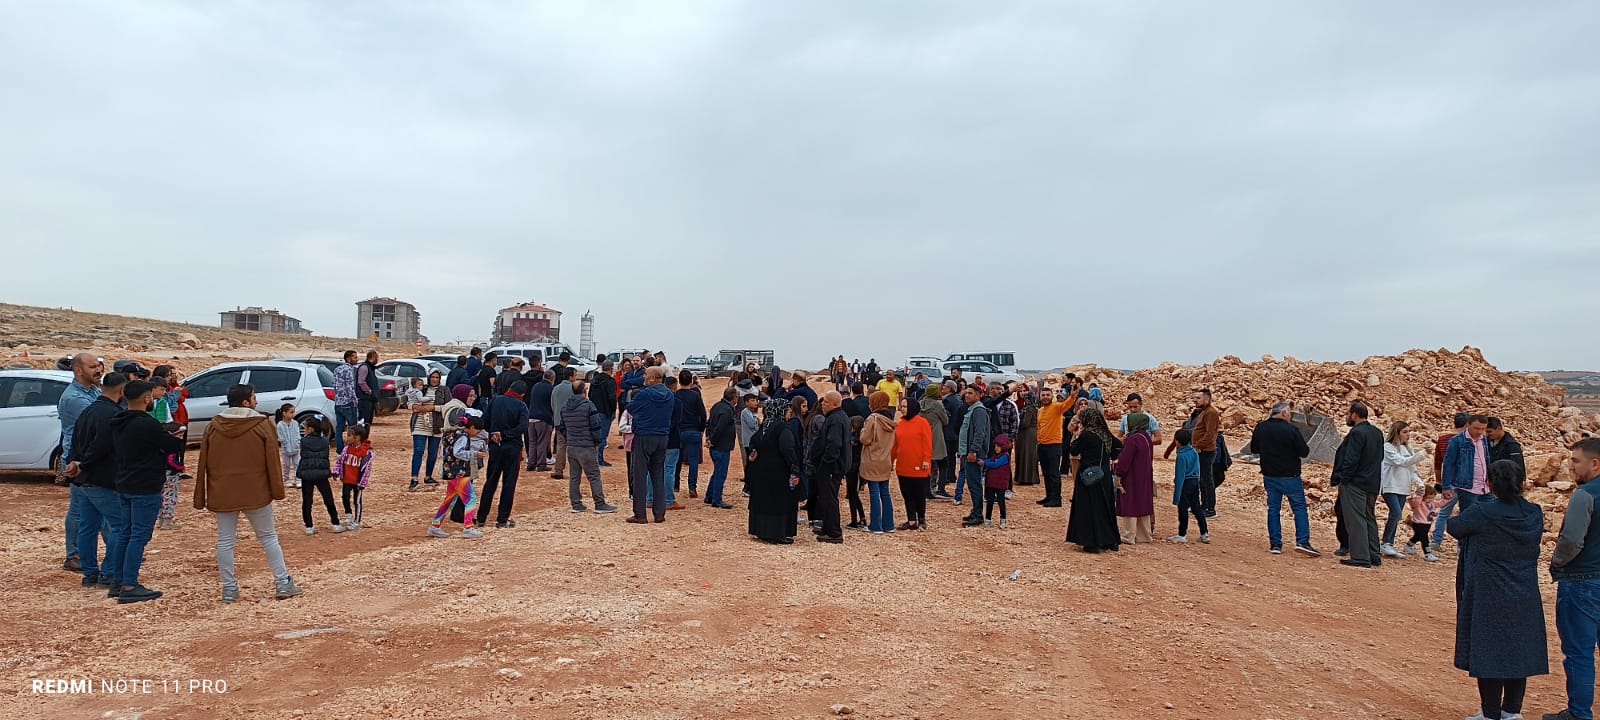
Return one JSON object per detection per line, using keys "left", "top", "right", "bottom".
{"left": 182, "top": 361, "right": 338, "bottom": 437}
{"left": 0, "top": 368, "right": 72, "bottom": 471}
{"left": 681, "top": 356, "right": 711, "bottom": 378}
{"left": 376, "top": 359, "right": 452, "bottom": 406}
{"left": 941, "top": 360, "right": 1025, "bottom": 386}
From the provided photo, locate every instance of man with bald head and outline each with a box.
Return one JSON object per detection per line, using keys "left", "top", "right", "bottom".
{"left": 808, "top": 390, "right": 851, "bottom": 543}
{"left": 58, "top": 352, "right": 105, "bottom": 571}
{"left": 626, "top": 366, "right": 675, "bottom": 523}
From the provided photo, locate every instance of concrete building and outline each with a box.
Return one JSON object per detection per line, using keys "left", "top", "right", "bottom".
{"left": 356, "top": 297, "right": 421, "bottom": 343}
{"left": 493, "top": 302, "right": 562, "bottom": 345}
{"left": 219, "top": 306, "right": 309, "bottom": 335}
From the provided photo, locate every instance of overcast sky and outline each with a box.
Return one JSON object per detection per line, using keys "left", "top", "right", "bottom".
{"left": 3, "top": 1, "right": 1596, "bottom": 371}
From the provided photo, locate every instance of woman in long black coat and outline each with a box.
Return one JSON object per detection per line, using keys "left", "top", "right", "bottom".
{"left": 748, "top": 399, "right": 800, "bottom": 544}
{"left": 1448, "top": 459, "right": 1548, "bottom": 720}
{"left": 1065, "top": 408, "right": 1122, "bottom": 553}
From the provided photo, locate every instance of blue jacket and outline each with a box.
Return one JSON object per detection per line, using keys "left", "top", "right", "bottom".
{"left": 627, "top": 385, "right": 675, "bottom": 437}
{"left": 486, "top": 394, "right": 530, "bottom": 444}
{"left": 1442, "top": 432, "right": 1486, "bottom": 492}
{"left": 1172, "top": 445, "right": 1200, "bottom": 505}
{"left": 527, "top": 381, "right": 554, "bottom": 423}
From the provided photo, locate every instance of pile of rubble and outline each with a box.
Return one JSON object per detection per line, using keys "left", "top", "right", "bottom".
{"left": 1051, "top": 348, "right": 1597, "bottom": 489}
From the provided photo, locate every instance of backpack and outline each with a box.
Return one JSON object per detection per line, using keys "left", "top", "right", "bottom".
{"left": 441, "top": 429, "right": 472, "bottom": 481}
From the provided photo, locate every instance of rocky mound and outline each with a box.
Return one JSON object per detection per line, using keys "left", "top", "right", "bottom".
{"left": 1049, "top": 348, "right": 1596, "bottom": 489}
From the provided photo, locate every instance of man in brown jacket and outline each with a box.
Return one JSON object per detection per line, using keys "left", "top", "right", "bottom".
{"left": 1192, "top": 389, "right": 1222, "bottom": 517}
{"left": 194, "top": 383, "right": 303, "bottom": 603}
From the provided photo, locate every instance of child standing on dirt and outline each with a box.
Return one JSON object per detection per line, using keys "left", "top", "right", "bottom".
{"left": 1406, "top": 484, "right": 1444, "bottom": 562}
{"left": 276, "top": 404, "right": 301, "bottom": 489}
{"left": 430, "top": 415, "right": 487, "bottom": 539}
{"left": 337, "top": 424, "right": 374, "bottom": 530}
{"left": 297, "top": 416, "right": 342, "bottom": 535}
{"left": 1166, "top": 429, "right": 1210, "bottom": 544}
{"left": 981, "top": 434, "right": 1013, "bottom": 528}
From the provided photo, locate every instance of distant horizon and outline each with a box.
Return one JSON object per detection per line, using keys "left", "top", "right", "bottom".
{"left": 5, "top": 300, "right": 1593, "bottom": 376}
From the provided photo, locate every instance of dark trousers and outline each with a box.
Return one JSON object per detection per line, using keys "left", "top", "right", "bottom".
{"left": 630, "top": 434, "right": 668, "bottom": 520}
{"left": 358, "top": 398, "right": 376, "bottom": 427}
{"left": 984, "top": 488, "right": 1007, "bottom": 519}
{"left": 1177, "top": 482, "right": 1209, "bottom": 537}
{"left": 341, "top": 484, "right": 364, "bottom": 524}
{"left": 527, "top": 420, "right": 553, "bottom": 470}
{"left": 1476, "top": 677, "right": 1527, "bottom": 719}
{"left": 1197, "top": 450, "right": 1217, "bottom": 514}
{"left": 1338, "top": 485, "right": 1381, "bottom": 564}
{"left": 1409, "top": 522, "right": 1431, "bottom": 552}
{"left": 936, "top": 454, "right": 956, "bottom": 494}
{"left": 816, "top": 471, "right": 843, "bottom": 539}
{"left": 481, "top": 443, "right": 522, "bottom": 525}
{"left": 899, "top": 476, "right": 927, "bottom": 524}
{"left": 1039, "top": 443, "right": 1063, "bottom": 502}
{"left": 845, "top": 468, "right": 865, "bottom": 525}
{"left": 300, "top": 479, "right": 339, "bottom": 527}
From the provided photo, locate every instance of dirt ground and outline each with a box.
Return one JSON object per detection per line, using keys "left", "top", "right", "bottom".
{"left": 0, "top": 379, "right": 1574, "bottom": 720}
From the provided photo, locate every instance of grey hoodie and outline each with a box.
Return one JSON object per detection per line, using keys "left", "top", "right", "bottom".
{"left": 551, "top": 381, "right": 574, "bottom": 428}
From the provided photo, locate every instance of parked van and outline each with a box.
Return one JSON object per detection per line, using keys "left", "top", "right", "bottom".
{"left": 944, "top": 351, "right": 1018, "bottom": 374}
{"left": 605, "top": 348, "right": 651, "bottom": 365}
{"left": 709, "top": 350, "right": 775, "bottom": 377}
{"left": 490, "top": 343, "right": 597, "bottom": 374}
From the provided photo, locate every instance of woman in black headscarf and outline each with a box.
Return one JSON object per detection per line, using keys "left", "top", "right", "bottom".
{"left": 747, "top": 398, "right": 801, "bottom": 544}
{"left": 1065, "top": 407, "right": 1123, "bottom": 553}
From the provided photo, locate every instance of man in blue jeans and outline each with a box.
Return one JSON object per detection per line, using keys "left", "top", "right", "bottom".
{"left": 1441, "top": 415, "right": 1492, "bottom": 548}
{"left": 109, "top": 380, "right": 185, "bottom": 603}
{"left": 957, "top": 387, "right": 991, "bottom": 527}
{"left": 704, "top": 386, "right": 739, "bottom": 509}
{"left": 57, "top": 352, "right": 105, "bottom": 571}
{"left": 1545, "top": 439, "right": 1600, "bottom": 720}
{"left": 64, "top": 372, "right": 128, "bottom": 591}
{"left": 1247, "top": 403, "right": 1322, "bottom": 557}
{"left": 332, "top": 350, "right": 359, "bottom": 452}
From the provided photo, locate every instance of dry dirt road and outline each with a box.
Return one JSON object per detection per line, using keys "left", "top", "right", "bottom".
{"left": 0, "top": 381, "right": 1573, "bottom": 720}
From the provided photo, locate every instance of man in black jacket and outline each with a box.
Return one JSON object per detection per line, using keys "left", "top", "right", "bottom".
{"left": 474, "top": 353, "right": 499, "bottom": 410}
{"left": 481, "top": 380, "right": 531, "bottom": 529}
{"left": 526, "top": 370, "right": 555, "bottom": 472}
{"left": 356, "top": 351, "right": 382, "bottom": 426}
{"left": 588, "top": 361, "right": 619, "bottom": 466}
{"left": 705, "top": 386, "right": 738, "bottom": 508}
{"left": 445, "top": 355, "right": 472, "bottom": 392}
{"left": 110, "top": 380, "right": 186, "bottom": 603}
{"left": 65, "top": 372, "right": 129, "bottom": 591}
{"left": 1247, "top": 402, "right": 1319, "bottom": 557}
{"left": 808, "top": 391, "right": 851, "bottom": 543}
{"left": 1486, "top": 417, "right": 1526, "bottom": 470}
{"left": 1332, "top": 401, "right": 1385, "bottom": 568}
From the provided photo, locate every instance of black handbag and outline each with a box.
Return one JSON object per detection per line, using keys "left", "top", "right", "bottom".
{"left": 1078, "top": 436, "right": 1109, "bottom": 487}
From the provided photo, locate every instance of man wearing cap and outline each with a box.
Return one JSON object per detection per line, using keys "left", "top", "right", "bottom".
{"left": 58, "top": 352, "right": 104, "bottom": 572}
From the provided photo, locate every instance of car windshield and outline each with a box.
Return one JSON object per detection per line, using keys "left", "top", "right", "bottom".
{"left": 686, "top": 356, "right": 709, "bottom": 364}
{"left": 715, "top": 353, "right": 739, "bottom": 363}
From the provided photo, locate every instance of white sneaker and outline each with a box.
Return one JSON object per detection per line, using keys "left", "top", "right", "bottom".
{"left": 1199, "top": 533, "right": 1211, "bottom": 544}
{"left": 999, "top": 518, "right": 1009, "bottom": 529}
{"left": 304, "top": 527, "right": 315, "bottom": 536}
{"left": 1004, "top": 490, "right": 1014, "bottom": 499}
{"left": 427, "top": 526, "right": 449, "bottom": 538}
{"left": 1381, "top": 543, "right": 1404, "bottom": 559}
{"left": 332, "top": 524, "right": 347, "bottom": 534}
{"left": 1403, "top": 543, "right": 1419, "bottom": 555}
{"left": 462, "top": 528, "right": 484, "bottom": 539}
{"left": 1166, "top": 535, "right": 1188, "bottom": 544}
{"left": 1425, "top": 553, "right": 1439, "bottom": 562}
{"left": 350, "top": 521, "right": 361, "bottom": 531}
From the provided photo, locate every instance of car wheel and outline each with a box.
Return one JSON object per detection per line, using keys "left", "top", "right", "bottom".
{"left": 50, "top": 446, "right": 63, "bottom": 474}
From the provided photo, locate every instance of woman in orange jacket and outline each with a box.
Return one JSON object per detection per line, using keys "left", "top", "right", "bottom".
{"left": 892, "top": 399, "right": 934, "bottom": 530}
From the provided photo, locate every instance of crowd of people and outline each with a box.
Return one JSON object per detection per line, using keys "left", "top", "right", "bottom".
{"left": 47, "top": 349, "right": 1600, "bottom": 720}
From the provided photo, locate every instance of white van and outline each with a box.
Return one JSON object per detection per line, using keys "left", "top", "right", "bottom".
{"left": 944, "top": 351, "right": 1018, "bottom": 374}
